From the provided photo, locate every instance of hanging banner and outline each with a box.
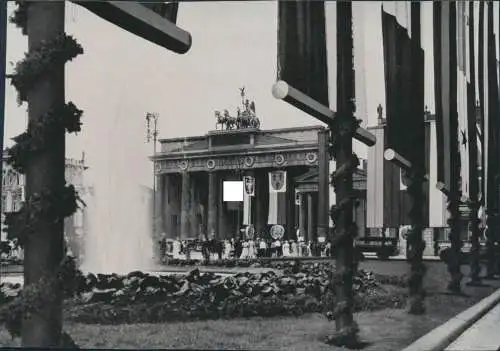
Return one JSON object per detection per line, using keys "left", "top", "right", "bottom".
{"left": 269, "top": 171, "right": 287, "bottom": 193}
{"left": 243, "top": 176, "right": 255, "bottom": 196}
{"left": 268, "top": 171, "right": 287, "bottom": 225}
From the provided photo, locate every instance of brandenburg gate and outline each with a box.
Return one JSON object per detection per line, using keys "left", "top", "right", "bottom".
{"left": 151, "top": 93, "right": 366, "bottom": 242}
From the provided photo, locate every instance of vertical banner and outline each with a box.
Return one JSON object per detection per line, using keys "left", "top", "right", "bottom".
{"left": 381, "top": 2, "right": 425, "bottom": 227}
{"left": 486, "top": 1, "right": 500, "bottom": 211}
{"left": 268, "top": 171, "right": 287, "bottom": 225}
{"left": 277, "top": 0, "right": 329, "bottom": 106}
{"left": 243, "top": 176, "right": 255, "bottom": 225}
{"left": 477, "top": 2, "right": 487, "bottom": 204}
{"left": 466, "top": 1, "right": 480, "bottom": 207}
{"left": 382, "top": 2, "right": 423, "bottom": 163}
{"left": 433, "top": 1, "right": 458, "bottom": 194}
{"left": 457, "top": 1, "right": 469, "bottom": 199}
{"left": 428, "top": 119, "right": 449, "bottom": 227}
{"left": 366, "top": 127, "right": 385, "bottom": 228}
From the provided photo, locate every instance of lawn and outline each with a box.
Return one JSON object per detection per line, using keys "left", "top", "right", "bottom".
{"left": 0, "top": 260, "right": 499, "bottom": 350}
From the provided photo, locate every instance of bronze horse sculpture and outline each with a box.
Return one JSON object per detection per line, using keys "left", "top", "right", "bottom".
{"left": 215, "top": 100, "right": 260, "bottom": 130}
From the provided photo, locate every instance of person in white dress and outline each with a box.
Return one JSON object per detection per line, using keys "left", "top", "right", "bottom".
{"left": 306, "top": 241, "right": 312, "bottom": 257}
{"left": 240, "top": 240, "right": 250, "bottom": 259}
{"left": 258, "top": 238, "right": 267, "bottom": 257}
{"left": 282, "top": 240, "right": 290, "bottom": 257}
{"left": 223, "top": 240, "right": 232, "bottom": 259}
{"left": 290, "top": 240, "right": 298, "bottom": 257}
{"left": 248, "top": 239, "right": 257, "bottom": 259}
{"left": 172, "top": 238, "right": 182, "bottom": 259}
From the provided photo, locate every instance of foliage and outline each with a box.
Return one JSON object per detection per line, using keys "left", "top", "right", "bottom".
{"left": 1, "top": 264, "right": 407, "bottom": 326}
{"left": 4, "top": 185, "right": 83, "bottom": 246}
{"left": 8, "top": 34, "right": 83, "bottom": 104}
{"left": 9, "top": 1, "right": 28, "bottom": 35}
{"left": 7, "top": 102, "right": 83, "bottom": 173}
{"left": 2, "top": 2, "right": 85, "bottom": 347}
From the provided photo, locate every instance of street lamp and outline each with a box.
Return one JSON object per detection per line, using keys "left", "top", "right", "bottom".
{"left": 146, "top": 112, "right": 159, "bottom": 237}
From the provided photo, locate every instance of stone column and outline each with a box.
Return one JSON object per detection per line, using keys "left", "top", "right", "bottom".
{"left": 255, "top": 170, "right": 268, "bottom": 237}
{"left": 189, "top": 174, "right": 198, "bottom": 239}
{"left": 154, "top": 174, "right": 164, "bottom": 236}
{"left": 180, "top": 172, "right": 191, "bottom": 239}
{"left": 207, "top": 171, "right": 218, "bottom": 236}
{"left": 218, "top": 174, "right": 227, "bottom": 239}
{"left": 285, "top": 169, "right": 295, "bottom": 240}
{"left": 153, "top": 174, "right": 164, "bottom": 260}
{"left": 307, "top": 193, "right": 313, "bottom": 241}
{"left": 317, "top": 130, "right": 329, "bottom": 239}
{"left": 162, "top": 174, "right": 171, "bottom": 237}
{"left": 307, "top": 193, "right": 316, "bottom": 241}
{"left": 299, "top": 192, "right": 307, "bottom": 239}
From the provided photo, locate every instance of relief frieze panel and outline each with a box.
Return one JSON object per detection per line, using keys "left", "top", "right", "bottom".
{"left": 155, "top": 150, "right": 318, "bottom": 174}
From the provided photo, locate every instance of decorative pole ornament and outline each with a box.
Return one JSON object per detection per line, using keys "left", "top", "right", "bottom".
{"left": 1, "top": 1, "right": 84, "bottom": 347}
{"left": 274, "top": 1, "right": 376, "bottom": 346}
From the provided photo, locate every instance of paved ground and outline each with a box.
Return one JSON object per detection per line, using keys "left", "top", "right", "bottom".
{"left": 446, "top": 301, "right": 500, "bottom": 351}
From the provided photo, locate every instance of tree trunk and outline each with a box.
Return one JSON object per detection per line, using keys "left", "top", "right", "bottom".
{"left": 326, "top": 2, "right": 359, "bottom": 347}
{"left": 22, "top": 2, "right": 66, "bottom": 347}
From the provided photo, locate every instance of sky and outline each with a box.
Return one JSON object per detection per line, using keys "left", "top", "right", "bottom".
{"left": 2, "top": 1, "right": 499, "bottom": 188}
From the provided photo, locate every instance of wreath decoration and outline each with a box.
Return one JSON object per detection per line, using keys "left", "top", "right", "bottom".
{"left": 244, "top": 156, "right": 254, "bottom": 168}
{"left": 0, "top": 2, "right": 84, "bottom": 347}
{"left": 306, "top": 152, "right": 318, "bottom": 164}
{"left": 179, "top": 160, "right": 189, "bottom": 170}
{"left": 274, "top": 154, "right": 285, "bottom": 166}
{"left": 206, "top": 159, "right": 216, "bottom": 169}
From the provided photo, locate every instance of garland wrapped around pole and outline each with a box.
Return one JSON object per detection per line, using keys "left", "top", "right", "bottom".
{"left": 324, "top": 2, "right": 361, "bottom": 348}
{"left": 0, "top": 1, "right": 84, "bottom": 347}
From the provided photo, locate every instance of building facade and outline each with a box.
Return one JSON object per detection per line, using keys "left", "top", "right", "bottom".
{"left": 152, "top": 99, "right": 368, "bottom": 243}
{"left": 1, "top": 152, "right": 90, "bottom": 256}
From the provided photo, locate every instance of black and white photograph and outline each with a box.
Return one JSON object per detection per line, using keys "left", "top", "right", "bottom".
{"left": 0, "top": 1, "right": 500, "bottom": 350}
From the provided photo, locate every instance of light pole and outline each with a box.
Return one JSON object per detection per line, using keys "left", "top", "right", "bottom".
{"left": 146, "top": 112, "right": 159, "bottom": 238}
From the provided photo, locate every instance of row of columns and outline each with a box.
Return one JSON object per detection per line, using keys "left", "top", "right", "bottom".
{"left": 298, "top": 192, "right": 318, "bottom": 242}
{"left": 157, "top": 169, "right": 269, "bottom": 240}
{"left": 156, "top": 167, "right": 326, "bottom": 241}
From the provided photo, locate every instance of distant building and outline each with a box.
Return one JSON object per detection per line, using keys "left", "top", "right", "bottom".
{"left": 1, "top": 152, "right": 90, "bottom": 257}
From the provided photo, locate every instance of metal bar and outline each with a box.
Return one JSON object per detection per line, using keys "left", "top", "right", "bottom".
{"left": 272, "top": 80, "right": 376, "bottom": 146}
{"left": 384, "top": 148, "right": 429, "bottom": 181}
{"left": 75, "top": 1, "right": 191, "bottom": 54}
{"left": 384, "top": 148, "right": 412, "bottom": 170}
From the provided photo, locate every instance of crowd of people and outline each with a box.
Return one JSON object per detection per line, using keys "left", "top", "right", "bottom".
{"left": 159, "top": 233, "right": 333, "bottom": 262}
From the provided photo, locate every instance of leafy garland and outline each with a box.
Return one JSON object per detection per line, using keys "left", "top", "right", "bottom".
{"left": 7, "top": 34, "right": 83, "bottom": 104}
{"left": 1, "top": 2, "right": 84, "bottom": 347}
{"left": 405, "top": 168, "right": 427, "bottom": 314}
{"left": 7, "top": 102, "right": 83, "bottom": 173}
{"left": 326, "top": 111, "right": 362, "bottom": 346}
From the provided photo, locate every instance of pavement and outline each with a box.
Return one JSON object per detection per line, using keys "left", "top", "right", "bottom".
{"left": 446, "top": 301, "right": 500, "bottom": 351}
{"left": 403, "top": 286, "right": 500, "bottom": 351}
